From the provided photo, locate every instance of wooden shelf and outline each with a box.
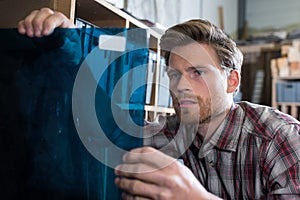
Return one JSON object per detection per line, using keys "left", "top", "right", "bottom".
{"left": 74, "top": 0, "right": 170, "bottom": 121}
{"left": 1, "top": 0, "right": 171, "bottom": 121}
{"left": 76, "top": 0, "right": 127, "bottom": 27}
{"left": 271, "top": 76, "right": 300, "bottom": 120}
{"left": 0, "top": 0, "right": 75, "bottom": 28}
{"left": 275, "top": 103, "right": 300, "bottom": 120}
{"left": 272, "top": 76, "right": 300, "bottom": 80}
{"left": 144, "top": 105, "right": 175, "bottom": 121}
{"left": 75, "top": 0, "right": 162, "bottom": 39}
{"left": 144, "top": 105, "right": 175, "bottom": 113}
{"left": 276, "top": 102, "right": 300, "bottom": 106}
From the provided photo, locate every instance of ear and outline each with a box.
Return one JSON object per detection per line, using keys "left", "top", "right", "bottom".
{"left": 227, "top": 70, "right": 240, "bottom": 93}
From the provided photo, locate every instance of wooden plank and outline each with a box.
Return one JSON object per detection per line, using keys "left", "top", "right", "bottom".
{"left": 76, "top": 0, "right": 161, "bottom": 38}
{"left": 88, "top": 19, "right": 126, "bottom": 27}
{"left": 218, "top": 6, "right": 224, "bottom": 30}
{"left": 53, "top": 0, "right": 76, "bottom": 22}
{"left": 0, "top": 0, "right": 51, "bottom": 28}
{"left": 0, "top": 0, "right": 75, "bottom": 28}
{"left": 291, "top": 105, "right": 298, "bottom": 119}
{"left": 144, "top": 105, "right": 174, "bottom": 113}
{"left": 281, "top": 104, "right": 287, "bottom": 114}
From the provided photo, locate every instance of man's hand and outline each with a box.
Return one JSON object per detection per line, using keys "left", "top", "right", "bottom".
{"left": 115, "top": 147, "right": 221, "bottom": 200}
{"left": 18, "top": 7, "right": 75, "bottom": 37}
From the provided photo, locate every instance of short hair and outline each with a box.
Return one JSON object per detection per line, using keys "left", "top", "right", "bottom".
{"left": 160, "top": 19, "right": 243, "bottom": 72}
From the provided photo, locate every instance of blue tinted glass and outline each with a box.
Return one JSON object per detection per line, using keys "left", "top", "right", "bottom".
{"left": 0, "top": 24, "right": 148, "bottom": 199}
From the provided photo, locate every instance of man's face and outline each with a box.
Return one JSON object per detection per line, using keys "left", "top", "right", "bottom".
{"left": 167, "top": 42, "right": 231, "bottom": 124}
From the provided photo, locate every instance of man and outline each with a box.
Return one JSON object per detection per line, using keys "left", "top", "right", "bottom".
{"left": 19, "top": 8, "right": 300, "bottom": 199}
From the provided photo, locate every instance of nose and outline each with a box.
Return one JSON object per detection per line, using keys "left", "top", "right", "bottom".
{"left": 176, "top": 74, "right": 192, "bottom": 93}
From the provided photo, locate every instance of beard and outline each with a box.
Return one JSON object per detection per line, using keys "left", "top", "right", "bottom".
{"left": 172, "top": 92, "right": 225, "bottom": 125}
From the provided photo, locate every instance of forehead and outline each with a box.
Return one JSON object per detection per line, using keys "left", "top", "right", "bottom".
{"left": 168, "top": 42, "right": 220, "bottom": 69}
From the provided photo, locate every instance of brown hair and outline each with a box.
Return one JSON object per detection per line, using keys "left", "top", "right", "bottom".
{"left": 160, "top": 19, "right": 243, "bottom": 72}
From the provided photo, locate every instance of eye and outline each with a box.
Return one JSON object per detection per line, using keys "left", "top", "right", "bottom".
{"left": 167, "top": 71, "right": 181, "bottom": 80}
{"left": 189, "top": 69, "right": 205, "bottom": 78}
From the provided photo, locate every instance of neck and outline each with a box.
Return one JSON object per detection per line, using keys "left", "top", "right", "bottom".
{"left": 197, "top": 104, "right": 232, "bottom": 139}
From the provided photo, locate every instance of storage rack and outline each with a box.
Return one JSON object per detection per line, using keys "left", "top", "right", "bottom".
{"left": 74, "top": 0, "right": 175, "bottom": 120}
{"left": 1, "top": 0, "right": 175, "bottom": 120}
{"left": 271, "top": 75, "right": 300, "bottom": 120}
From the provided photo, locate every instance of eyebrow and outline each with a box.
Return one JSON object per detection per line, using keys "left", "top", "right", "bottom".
{"left": 166, "top": 67, "right": 178, "bottom": 74}
{"left": 185, "top": 66, "right": 207, "bottom": 72}
{"left": 166, "top": 65, "right": 212, "bottom": 76}
{"left": 167, "top": 65, "right": 207, "bottom": 71}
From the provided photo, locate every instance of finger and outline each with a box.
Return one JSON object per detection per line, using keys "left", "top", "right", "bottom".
{"left": 123, "top": 147, "right": 177, "bottom": 169}
{"left": 17, "top": 20, "right": 26, "bottom": 35}
{"left": 115, "top": 163, "right": 156, "bottom": 174}
{"left": 41, "top": 11, "right": 75, "bottom": 36}
{"left": 115, "top": 177, "right": 162, "bottom": 199}
{"left": 115, "top": 163, "right": 167, "bottom": 185}
{"left": 17, "top": 8, "right": 75, "bottom": 37}
{"left": 122, "top": 192, "right": 151, "bottom": 200}
{"left": 31, "top": 7, "right": 55, "bottom": 37}
{"left": 21, "top": 9, "right": 40, "bottom": 37}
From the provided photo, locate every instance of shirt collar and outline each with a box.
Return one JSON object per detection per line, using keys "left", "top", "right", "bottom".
{"left": 198, "top": 103, "right": 244, "bottom": 158}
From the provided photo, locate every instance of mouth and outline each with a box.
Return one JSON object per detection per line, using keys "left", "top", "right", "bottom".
{"left": 178, "top": 99, "right": 197, "bottom": 108}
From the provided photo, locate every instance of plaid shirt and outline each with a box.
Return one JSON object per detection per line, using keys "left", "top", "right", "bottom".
{"left": 144, "top": 101, "right": 300, "bottom": 199}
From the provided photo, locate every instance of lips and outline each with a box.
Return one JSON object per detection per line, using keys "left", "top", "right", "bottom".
{"left": 178, "top": 99, "right": 197, "bottom": 107}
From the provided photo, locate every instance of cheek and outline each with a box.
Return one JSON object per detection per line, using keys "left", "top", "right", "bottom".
{"left": 169, "top": 81, "right": 176, "bottom": 91}
{"left": 190, "top": 80, "right": 210, "bottom": 96}
{"left": 201, "top": 77, "right": 226, "bottom": 96}
{"left": 169, "top": 77, "right": 220, "bottom": 98}
{"left": 168, "top": 83, "right": 177, "bottom": 98}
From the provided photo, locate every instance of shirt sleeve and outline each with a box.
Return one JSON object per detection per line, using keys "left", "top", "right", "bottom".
{"left": 264, "top": 123, "right": 300, "bottom": 199}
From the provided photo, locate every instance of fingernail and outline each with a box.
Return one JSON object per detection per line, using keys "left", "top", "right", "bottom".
{"left": 27, "top": 29, "right": 34, "bottom": 37}
{"left": 114, "top": 165, "right": 120, "bottom": 175}
{"left": 122, "top": 192, "right": 127, "bottom": 199}
{"left": 42, "top": 28, "right": 49, "bottom": 36}
{"left": 18, "top": 27, "right": 25, "bottom": 34}
{"left": 114, "top": 177, "right": 120, "bottom": 185}
{"left": 35, "top": 30, "right": 41, "bottom": 37}
{"left": 43, "top": 28, "right": 53, "bottom": 36}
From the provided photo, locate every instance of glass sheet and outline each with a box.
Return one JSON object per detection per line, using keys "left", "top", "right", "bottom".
{"left": 0, "top": 24, "right": 148, "bottom": 199}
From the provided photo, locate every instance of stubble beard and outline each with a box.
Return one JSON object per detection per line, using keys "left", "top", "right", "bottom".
{"left": 172, "top": 94, "right": 213, "bottom": 125}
